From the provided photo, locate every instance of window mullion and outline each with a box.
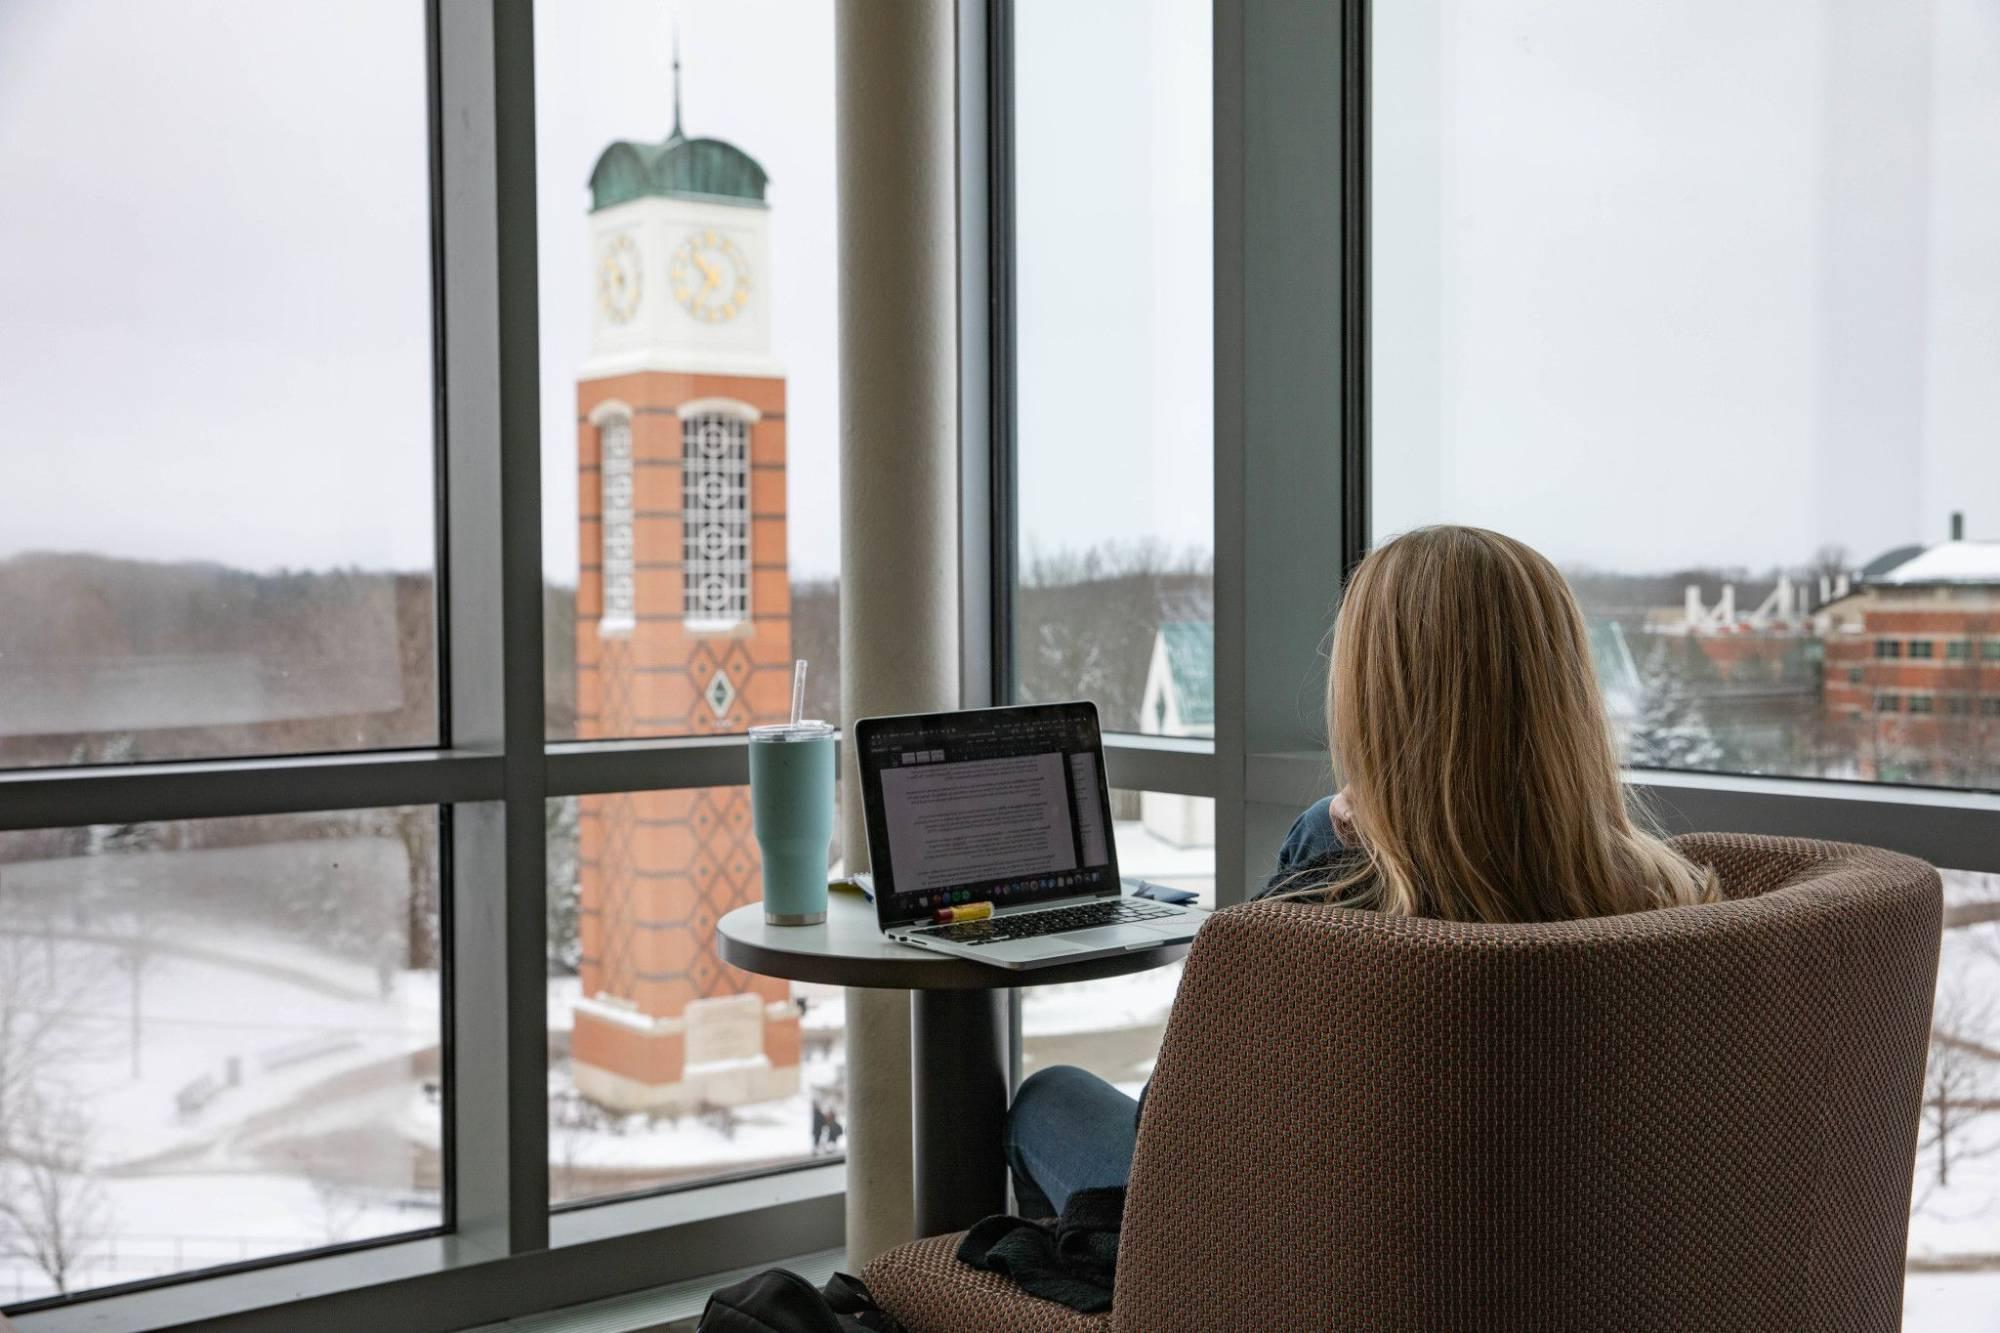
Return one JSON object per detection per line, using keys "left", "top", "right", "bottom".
{"left": 436, "top": 0, "right": 549, "bottom": 1257}
{"left": 0, "top": 750, "right": 503, "bottom": 831}
{"left": 971, "top": 0, "right": 1012, "bottom": 711}
{"left": 1214, "top": 0, "right": 1349, "bottom": 905}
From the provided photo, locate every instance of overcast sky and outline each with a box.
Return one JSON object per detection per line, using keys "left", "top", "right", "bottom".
{"left": 1, "top": 0, "right": 1993, "bottom": 584}
{"left": 1373, "top": 0, "right": 2000, "bottom": 571}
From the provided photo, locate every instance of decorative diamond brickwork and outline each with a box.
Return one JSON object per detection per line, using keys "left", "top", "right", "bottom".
{"left": 573, "top": 367, "right": 800, "bottom": 1103}
{"left": 703, "top": 668, "right": 736, "bottom": 719}
{"left": 600, "top": 789, "right": 638, "bottom": 1000}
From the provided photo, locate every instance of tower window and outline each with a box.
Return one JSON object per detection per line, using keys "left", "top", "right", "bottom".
{"left": 599, "top": 414, "right": 636, "bottom": 634}
{"left": 683, "top": 413, "right": 750, "bottom": 627}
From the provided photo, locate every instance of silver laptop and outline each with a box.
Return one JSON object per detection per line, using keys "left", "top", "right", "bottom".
{"left": 855, "top": 701, "right": 1208, "bottom": 969}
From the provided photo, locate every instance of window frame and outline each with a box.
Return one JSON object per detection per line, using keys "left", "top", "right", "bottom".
{"left": 1218, "top": 0, "right": 2000, "bottom": 895}
{"left": 1, "top": 4, "right": 843, "bottom": 1330}
{"left": 987, "top": 0, "right": 1215, "bottom": 795}
{"left": 1252, "top": 0, "right": 2000, "bottom": 893}
{"left": 4, "top": 3, "right": 1205, "bottom": 1328}
{"left": 13, "top": 0, "right": 1998, "bottom": 1328}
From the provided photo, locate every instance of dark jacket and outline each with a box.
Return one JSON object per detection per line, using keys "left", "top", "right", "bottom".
{"left": 1261, "top": 795, "right": 1352, "bottom": 897}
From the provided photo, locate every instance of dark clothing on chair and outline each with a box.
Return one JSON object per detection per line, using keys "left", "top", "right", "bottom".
{"left": 697, "top": 1269, "right": 906, "bottom": 1333}
{"left": 956, "top": 1187, "right": 1126, "bottom": 1313}
{"left": 1266, "top": 795, "right": 1350, "bottom": 895}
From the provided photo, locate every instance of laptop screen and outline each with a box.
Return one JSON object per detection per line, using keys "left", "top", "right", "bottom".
{"left": 856, "top": 702, "right": 1121, "bottom": 926}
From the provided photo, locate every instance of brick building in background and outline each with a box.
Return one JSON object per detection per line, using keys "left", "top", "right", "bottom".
{"left": 1821, "top": 518, "right": 2000, "bottom": 776}
{"left": 570, "top": 79, "right": 801, "bottom": 1112}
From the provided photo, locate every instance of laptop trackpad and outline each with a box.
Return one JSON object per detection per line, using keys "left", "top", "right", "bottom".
{"left": 986, "top": 937, "right": 1090, "bottom": 962}
{"left": 1062, "top": 926, "right": 1165, "bottom": 952}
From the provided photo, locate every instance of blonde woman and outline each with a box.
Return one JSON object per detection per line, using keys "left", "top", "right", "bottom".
{"left": 1006, "top": 525, "right": 1719, "bottom": 1217}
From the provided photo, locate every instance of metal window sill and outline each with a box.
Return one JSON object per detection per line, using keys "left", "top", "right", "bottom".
{"left": 10, "top": 1166, "right": 843, "bottom": 1333}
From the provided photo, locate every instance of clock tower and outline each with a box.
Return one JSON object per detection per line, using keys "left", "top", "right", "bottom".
{"left": 570, "top": 67, "right": 800, "bottom": 1113}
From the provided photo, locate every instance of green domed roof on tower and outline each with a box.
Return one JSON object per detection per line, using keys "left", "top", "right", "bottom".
{"left": 590, "top": 133, "right": 768, "bottom": 210}
{"left": 588, "top": 39, "right": 768, "bottom": 212}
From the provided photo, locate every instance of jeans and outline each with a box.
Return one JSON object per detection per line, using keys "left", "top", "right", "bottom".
{"left": 1005, "top": 1065, "right": 1140, "bottom": 1218}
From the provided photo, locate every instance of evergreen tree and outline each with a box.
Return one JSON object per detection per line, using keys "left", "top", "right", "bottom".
{"left": 545, "top": 797, "right": 582, "bottom": 976}
{"left": 1627, "top": 639, "right": 1724, "bottom": 770}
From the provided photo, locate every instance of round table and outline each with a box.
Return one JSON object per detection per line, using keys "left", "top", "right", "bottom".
{"left": 717, "top": 890, "right": 1190, "bottom": 1238}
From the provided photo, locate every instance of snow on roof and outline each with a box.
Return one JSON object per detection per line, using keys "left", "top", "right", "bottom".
{"left": 1870, "top": 540, "right": 2000, "bottom": 586}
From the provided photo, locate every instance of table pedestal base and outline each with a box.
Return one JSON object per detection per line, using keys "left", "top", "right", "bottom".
{"left": 911, "top": 988, "right": 1009, "bottom": 1237}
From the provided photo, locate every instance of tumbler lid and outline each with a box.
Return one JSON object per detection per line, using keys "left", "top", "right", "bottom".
{"left": 749, "top": 720, "right": 835, "bottom": 742}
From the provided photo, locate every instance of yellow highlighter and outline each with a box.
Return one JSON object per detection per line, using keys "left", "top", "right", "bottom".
{"left": 932, "top": 900, "right": 994, "bottom": 924}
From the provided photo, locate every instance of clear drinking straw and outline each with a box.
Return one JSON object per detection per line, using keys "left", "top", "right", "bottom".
{"left": 790, "top": 659, "right": 808, "bottom": 728}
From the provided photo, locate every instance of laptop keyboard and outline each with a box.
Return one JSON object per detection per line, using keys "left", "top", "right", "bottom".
{"left": 910, "top": 898, "right": 1181, "bottom": 946}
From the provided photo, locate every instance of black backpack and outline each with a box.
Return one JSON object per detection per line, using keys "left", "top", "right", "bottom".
{"left": 696, "top": 1268, "right": 906, "bottom": 1333}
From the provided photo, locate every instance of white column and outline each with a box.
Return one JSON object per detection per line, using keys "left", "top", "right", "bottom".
{"left": 835, "top": 0, "right": 960, "bottom": 1268}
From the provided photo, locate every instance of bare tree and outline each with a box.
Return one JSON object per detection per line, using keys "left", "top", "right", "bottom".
{"left": 548, "top": 1088, "right": 601, "bottom": 1205}
{"left": 1919, "top": 984, "right": 2000, "bottom": 1190}
{"left": 0, "top": 928, "right": 110, "bottom": 1155}
{"left": 1809, "top": 544, "right": 1851, "bottom": 590}
{"left": 389, "top": 807, "right": 439, "bottom": 973}
{"left": 302, "top": 1162, "right": 366, "bottom": 1244}
{"left": 0, "top": 1092, "right": 110, "bottom": 1297}
{"left": 1949, "top": 870, "right": 2000, "bottom": 956}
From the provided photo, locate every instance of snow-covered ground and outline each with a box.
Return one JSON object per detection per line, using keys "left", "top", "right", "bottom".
{"left": 0, "top": 893, "right": 445, "bottom": 1303}
{"left": 1905, "top": 1273, "right": 2000, "bottom": 1331}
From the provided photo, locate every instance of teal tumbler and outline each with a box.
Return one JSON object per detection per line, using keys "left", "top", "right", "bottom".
{"left": 748, "top": 720, "right": 837, "bottom": 925}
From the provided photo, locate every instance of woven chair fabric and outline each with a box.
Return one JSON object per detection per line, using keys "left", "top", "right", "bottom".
{"left": 861, "top": 1232, "right": 1113, "bottom": 1333}
{"left": 863, "top": 834, "right": 1941, "bottom": 1333}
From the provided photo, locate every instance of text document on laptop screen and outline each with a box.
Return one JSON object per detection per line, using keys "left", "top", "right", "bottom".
{"left": 860, "top": 704, "right": 1117, "bottom": 921}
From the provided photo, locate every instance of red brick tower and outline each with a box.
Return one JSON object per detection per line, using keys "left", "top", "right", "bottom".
{"left": 570, "top": 80, "right": 801, "bottom": 1111}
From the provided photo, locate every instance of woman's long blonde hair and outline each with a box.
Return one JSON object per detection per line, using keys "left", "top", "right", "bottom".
{"left": 1288, "top": 525, "right": 1717, "bottom": 923}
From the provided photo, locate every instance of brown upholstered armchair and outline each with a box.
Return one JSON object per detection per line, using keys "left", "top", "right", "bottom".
{"left": 863, "top": 834, "right": 1942, "bottom": 1332}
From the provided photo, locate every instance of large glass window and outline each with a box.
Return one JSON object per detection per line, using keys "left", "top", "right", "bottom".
{"left": 4, "top": 0, "right": 866, "bottom": 1322}
{"left": 0, "top": 810, "right": 442, "bottom": 1303}
{"left": 538, "top": 1, "right": 841, "bottom": 741}
{"left": 534, "top": 1, "right": 845, "bottom": 1217}
{"left": 1010, "top": 0, "right": 1213, "bottom": 730}
{"left": 1020, "top": 792, "right": 1212, "bottom": 1093}
{"left": 0, "top": 1, "right": 437, "bottom": 769}
{"left": 547, "top": 790, "right": 844, "bottom": 1206}
{"left": 1372, "top": 3, "right": 2000, "bottom": 1317}
{"left": 1908, "top": 866, "right": 2000, "bottom": 1326}
{"left": 1372, "top": 0, "right": 2000, "bottom": 793}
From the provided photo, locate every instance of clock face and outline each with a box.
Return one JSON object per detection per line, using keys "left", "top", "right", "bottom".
{"left": 671, "top": 229, "right": 753, "bottom": 324}
{"left": 597, "top": 233, "right": 641, "bottom": 325}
